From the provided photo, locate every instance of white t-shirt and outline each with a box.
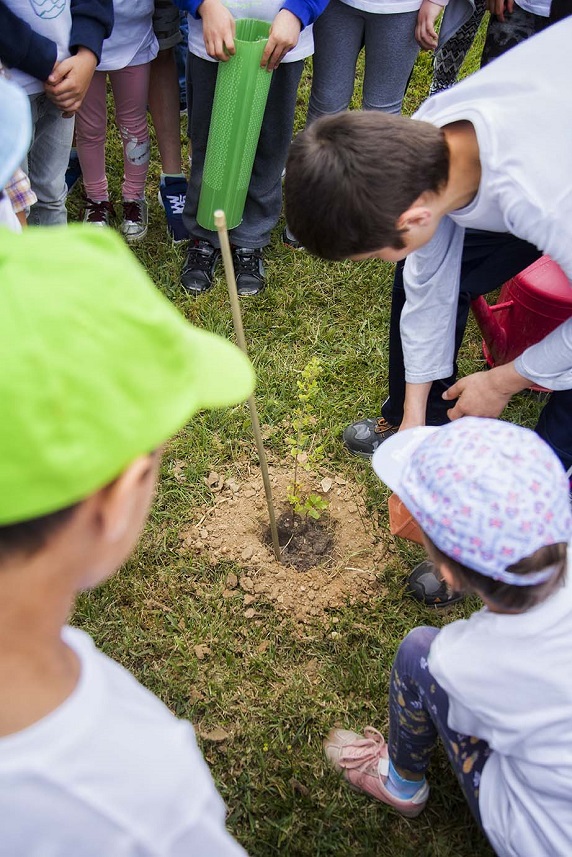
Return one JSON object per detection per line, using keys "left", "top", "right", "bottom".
{"left": 187, "top": 0, "right": 314, "bottom": 63}
{"left": 98, "top": 0, "right": 158, "bottom": 72}
{"left": 2, "top": 0, "right": 72, "bottom": 94}
{"left": 0, "top": 627, "right": 246, "bottom": 857}
{"left": 340, "top": 0, "right": 422, "bottom": 14}
{"left": 517, "top": 0, "right": 551, "bottom": 15}
{"left": 0, "top": 196, "right": 21, "bottom": 232}
{"left": 428, "top": 554, "right": 572, "bottom": 857}
{"left": 399, "top": 18, "right": 572, "bottom": 390}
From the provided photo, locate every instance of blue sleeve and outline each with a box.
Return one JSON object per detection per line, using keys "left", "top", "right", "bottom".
{"left": 0, "top": 1, "right": 57, "bottom": 80}
{"left": 69, "top": 0, "right": 114, "bottom": 63}
{"left": 281, "top": 0, "right": 329, "bottom": 28}
{"left": 172, "top": 0, "right": 203, "bottom": 21}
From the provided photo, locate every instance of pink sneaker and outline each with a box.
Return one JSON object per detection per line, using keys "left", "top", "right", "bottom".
{"left": 323, "top": 726, "right": 429, "bottom": 818}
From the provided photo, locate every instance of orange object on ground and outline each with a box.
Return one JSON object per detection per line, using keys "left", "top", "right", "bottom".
{"left": 388, "top": 493, "right": 424, "bottom": 545}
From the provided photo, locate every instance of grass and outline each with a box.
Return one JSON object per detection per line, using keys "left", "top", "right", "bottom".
{"left": 71, "top": 19, "right": 543, "bottom": 856}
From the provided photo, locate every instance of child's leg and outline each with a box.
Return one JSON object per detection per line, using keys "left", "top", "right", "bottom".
{"left": 481, "top": 2, "right": 549, "bottom": 67}
{"left": 306, "top": 0, "right": 365, "bottom": 125}
{"left": 231, "top": 59, "right": 304, "bottom": 248}
{"left": 389, "top": 626, "right": 490, "bottom": 826}
{"left": 535, "top": 390, "right": 572, "bottom": 478}
{"left": 430, "top": 0, "right": 487, "bottom": 95}
{"left": 182, "top": 53, "right": 219, "bottom": 243}
{"left": 362, "top": 10, "right": 419, "bottom": 114}
{"left": 26, "top": 94, "right": 74, "bottom": 226}
{"left": 109, "top": 64, "right": 152, "bottom": 201}
{"left": 75, "top": 71, "right": 109, "bottom": 201}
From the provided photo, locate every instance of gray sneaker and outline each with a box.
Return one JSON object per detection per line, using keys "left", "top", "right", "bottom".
{"left": 121, "top": 198, "right": 148, "bottom": 243}
{"left": 342, "top": 416, "right": 399, "bottom": 459}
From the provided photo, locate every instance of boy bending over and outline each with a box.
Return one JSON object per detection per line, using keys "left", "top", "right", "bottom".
{"left": 0, "top": 226, "right": 253, "bottom": 855}
{"left": 285, "top": 16, "right": 572, "bottom": 602}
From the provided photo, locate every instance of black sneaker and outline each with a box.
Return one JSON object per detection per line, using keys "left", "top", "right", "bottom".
{"left": 181, "top": 240, "right": 221, "bottom": 295}
{"left": 232, "top": 246, "right": 266, "bottom": 296}
{"left": 281, "top": 225, "right": 303, "bottom": 250}
{"left": 406, "top": 560, "right": 464, "bottom": 608}
{"left": 342, "top": 416, "right": 399, "bottom": 459}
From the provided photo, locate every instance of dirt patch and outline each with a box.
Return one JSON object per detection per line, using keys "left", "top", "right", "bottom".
{"left": 269, "top": 510, "right": 335, "bottom": 571}
{"left": 178, "top": 463, "right": 388, "bottom": 622}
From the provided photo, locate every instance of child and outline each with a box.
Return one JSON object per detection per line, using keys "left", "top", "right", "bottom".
{"left": 75, "top": 0, "right": 159, "bottom": 241}
{"left": 0, "top": 225, "right": 254, "bottom": 854}
{"left": 174, "top": 0, "right": 328, "bottom": 296}
{"left": 306, "top": 0, "right": 427, "bottom": 125}
{"left": 0, "top": 73, "right": 33, "bottom": 231}
{"left": 324, "top": 417, "right": 572, "bottom": 856}
{"left": 284, "top": 17, "right": 572, "bottom": 543}
{"left": 0, "top": 0, "right": 113, "bottom": 225}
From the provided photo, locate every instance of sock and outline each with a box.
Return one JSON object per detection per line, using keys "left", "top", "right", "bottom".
{"left": 386, "top": 758, "right": 425, "bottom": 800}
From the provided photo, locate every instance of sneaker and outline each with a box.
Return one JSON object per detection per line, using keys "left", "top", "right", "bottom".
{"left": 324, "top": 727, "right": 429, "bottom": 818}
{"left": 121, "top": 199, "right": 148, "bottom": 243}
{"left": 343, "top": 416, "right": 398, "bottom": 459}
{"left": 158, "top": 175, "right": 189, "bottom": 243}
{"left": 281, "top": 225, "right": 303, "bottom": 250}
{"left": 181, "top": 240, "right": 220, "bottom": 295}
{"left": 232, "top": 246, "right": 266, "bottom": 296}
{"left": 65, "top": 148, "right": 82, "bottom": 195}
{"left": 407, "top": 560, "right": 464, "bottom": 608}
{"left": 82, "top": 198, "right": 114, "bottom": 227}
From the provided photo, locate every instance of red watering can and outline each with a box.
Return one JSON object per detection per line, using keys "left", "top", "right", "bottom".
{"left": 470, "top": 256, "right": 572, "bottom": 391}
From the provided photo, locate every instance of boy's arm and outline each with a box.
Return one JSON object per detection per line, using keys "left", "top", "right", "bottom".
{"left": 0, "top": 2, "right": 57, "bottom": 81}
{"left": 44, "top": 0, "right": 114, "bottom": 115}
{"left": 69, "top": 0, "right": 114, "bottom": 64}
{"left": 400, "top": 217, "right": 466, "bottom": 428}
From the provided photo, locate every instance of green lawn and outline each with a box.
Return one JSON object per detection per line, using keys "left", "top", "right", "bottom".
{"left": 71, "top": 20, "right": 543, "bottom": 856}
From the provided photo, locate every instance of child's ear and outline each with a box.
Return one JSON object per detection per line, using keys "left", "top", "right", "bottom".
{"left": 438, "top": 561, "right": 458, "bottom": 590}
{"left": 396, "top": 204, "right": 433, "bottom": 232}
{"left": 97, "top": 455, "right": 155, "bottom": 544}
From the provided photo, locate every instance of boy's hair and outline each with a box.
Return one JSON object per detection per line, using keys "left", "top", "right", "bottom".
{"left": 284, "top": 111, "right": 450, "bottom": 260}
{"left": 425, "top": 537, "right": 568, "bottom": 612}
{"left": 0, "top": 504, "right": 79, "bottom": 564}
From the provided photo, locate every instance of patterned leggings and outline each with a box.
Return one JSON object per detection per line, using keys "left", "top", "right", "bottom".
{"left": 388, "top": 626, "right": 491, "bottom": 826}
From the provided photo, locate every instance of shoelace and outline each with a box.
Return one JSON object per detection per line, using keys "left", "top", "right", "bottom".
{"left": 374, "top": 417, "right": 395, "bottom": 434}
{"left": 85, "top": 200, "right": 112, "bottom": 224}
{"left": 234, "top": 249, "right": 262, "bottom": 278}
{"left": 164, "top": 194, "right": 185, "bottom": 215}
{"left": 185, "top": 242, "right": 218, "bottom": 272}
{"left": 337, "top": 727, "right": 389, "bottom": 775}
{"left": 123, "top": 200, "right": 142, "bottom": 223}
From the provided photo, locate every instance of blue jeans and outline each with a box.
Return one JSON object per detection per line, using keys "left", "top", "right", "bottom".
{"left": 26, "top": 93, "right": 74, "bottom": 226}
{"left": 389, "top": 626, "right": 491, "bottom": 827}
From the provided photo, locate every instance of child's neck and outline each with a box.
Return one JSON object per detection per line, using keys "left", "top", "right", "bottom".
{"left": 441, "top": 120, "right": 482, "bottom": 214}
{"left": 0, "top": 555, "right": 80, "bottom": 737}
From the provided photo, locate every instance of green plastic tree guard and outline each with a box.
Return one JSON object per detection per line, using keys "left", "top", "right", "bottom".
{"left": 197, "top": 19, "right": 273, "bottom": 232}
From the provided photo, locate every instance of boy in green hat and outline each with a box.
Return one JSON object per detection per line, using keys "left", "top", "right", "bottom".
{"left": 0, "top": 225, "right": 253, "bottom": 855}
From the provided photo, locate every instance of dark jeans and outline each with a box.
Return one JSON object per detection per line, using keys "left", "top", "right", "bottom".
{"left": 389, "top": 626, "right": 491, "bottom": 827}
{"left": 381, "top": 229, "right": 572, "bottom": 474}
{"left": 183, "top": 54, "right": 303, "bottom": 248}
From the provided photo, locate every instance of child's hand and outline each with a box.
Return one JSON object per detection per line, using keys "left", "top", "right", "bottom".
{"left": 415, "top": 0, "right": 442, "bottom": 51}
{"left": 198, "top": 0, "right": 236, "bottom": 61}
{"left": 486, "top": 0, "right": 514, "bottom": 22}
{"left": 261, "top": 10, "right": 301, "bottom": 71}
{"left": 44, "top": 47, "right": 97, "bottom": 116}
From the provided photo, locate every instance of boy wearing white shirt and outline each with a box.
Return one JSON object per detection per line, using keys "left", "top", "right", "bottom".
{"left": 0, "top": 225, "right": 254, "bottom": 856}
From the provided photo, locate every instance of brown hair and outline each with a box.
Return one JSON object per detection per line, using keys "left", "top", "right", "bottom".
{"left": 0, "top": 503, "right": 80, "bottom": 563}
{"left": 425, "top": 537, "right": 568, "bottom": 613}
{"left": 284, "top": 111, "right": 450, "bottom": 260}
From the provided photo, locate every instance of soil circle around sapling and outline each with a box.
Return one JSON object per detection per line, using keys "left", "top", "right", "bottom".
{"left": 267, "top": 509, "right": 335, "bottom": 572}
{"left": 179, "top": 462, "right": 389, "bottom": 622}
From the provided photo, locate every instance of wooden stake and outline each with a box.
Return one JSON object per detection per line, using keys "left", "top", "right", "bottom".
{"left": 214, "top": 209, "right": 281, "bottom": 562}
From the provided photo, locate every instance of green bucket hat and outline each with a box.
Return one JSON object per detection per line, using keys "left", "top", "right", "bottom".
{"left": 0, "top": 226, "right": 255, "bottom": 525}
